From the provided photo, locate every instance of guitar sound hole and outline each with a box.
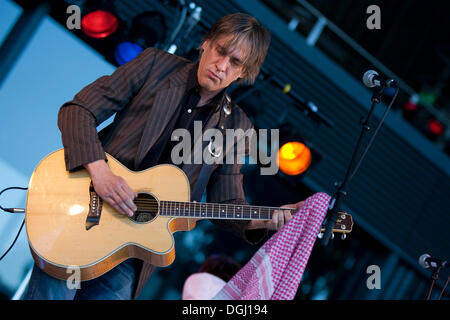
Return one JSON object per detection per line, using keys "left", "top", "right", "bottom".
{"left": 128, "top": 192, "right": 158, "bottom": 224}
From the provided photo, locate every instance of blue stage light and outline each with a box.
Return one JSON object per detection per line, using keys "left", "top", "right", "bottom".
{"left": 114, "top": 42, "right": 144, "bottom": 65}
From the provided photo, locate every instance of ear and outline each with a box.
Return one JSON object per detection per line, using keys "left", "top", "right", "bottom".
{"left": 201, "top": 40, "right": 209, "bottom": 51}
{"left": 237, "top": 70, "right": 246, "bottom": 81}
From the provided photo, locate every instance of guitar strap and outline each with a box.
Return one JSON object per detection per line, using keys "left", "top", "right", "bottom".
{"left": 190, "top": 95, "right": 232, "bottom": 202}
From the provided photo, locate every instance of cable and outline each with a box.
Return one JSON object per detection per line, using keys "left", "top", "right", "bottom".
{"left": 0, "top": 186, "right": 28, "bottom": 262}
{"left": 349, "top": 87, "right": 399, "bottom": 181}
{"left": 426, "top": 277, "right": 437, "bottom": 300}
{"left": 163, "top": 0, "right": 187, "bottom": 51}
{"left": 0, "top": 218, "right": 25, "bottom": 262}
{"left": 426, "top": 265, "right": 443, "bottom": 300}
{"left": 0, "top": 186, "right": 28, "bottom": 213}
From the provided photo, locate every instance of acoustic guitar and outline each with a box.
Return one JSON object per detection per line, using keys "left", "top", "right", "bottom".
{"left": 25, "top": 149, "right": 353, "bottom": 281}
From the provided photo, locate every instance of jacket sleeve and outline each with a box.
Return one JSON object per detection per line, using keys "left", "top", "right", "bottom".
{"left": 57, "top": 47, "right": 158, "bottom": 171}
{"left": 206, "top": 108, "right": 268, "bottom": 245}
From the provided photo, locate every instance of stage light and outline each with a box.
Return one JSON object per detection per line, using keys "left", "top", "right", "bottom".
{"left": 277, "top": 141, "right": 312, "bottom": 176}
{"left": 426, "top": 118, "right": 445, "bottom": 140}
{"left": 402, "top": 94, "right": 419, "bottom": 121}
{"left": 419, "top": 89, "right": 437, "bottom": 107}
{"left": 128, "top": 11, "right": 166, "bottom": 49}
{"left": 81, "top": 10, "right": 119, "bottom": 39}
{"left": 273, "top": 125, "right": 323, "bottom": 182}
{"left": 114, "top": 41, "right": 144, "bottom": 65}
{"left": 113, "top": 11, "right": 166, "bottom": 65}
{"left": 381, "top": 86, "right": 396, "bottom": 104}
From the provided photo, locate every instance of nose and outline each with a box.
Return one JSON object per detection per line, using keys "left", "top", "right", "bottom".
{"left": 215, "top": 56, "right": 230, "bottom": 73}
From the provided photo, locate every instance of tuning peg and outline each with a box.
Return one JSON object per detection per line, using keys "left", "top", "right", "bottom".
{"left": 341, "top": 234, "right": 346, "bottom": 240}
{"left": 317, "top": 232, "right": 323, "bottom": 239}
{"left": 331, "top": 233, "right": 335, "bottom": 240}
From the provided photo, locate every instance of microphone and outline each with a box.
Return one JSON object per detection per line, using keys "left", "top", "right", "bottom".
{"left": 362, "top": 70, "right": 397, "bottom": 88}
{"left": 419, "top": 254, "right": 449, "bottom": 269}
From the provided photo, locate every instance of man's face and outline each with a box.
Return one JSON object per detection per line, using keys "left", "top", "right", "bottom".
{"left": 197, "top": 35, "right": 247, "bottom": 95}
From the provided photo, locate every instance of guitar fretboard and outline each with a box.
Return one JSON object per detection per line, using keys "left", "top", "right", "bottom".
{"left": 159, "top": 201, "right": 294, "bottom": 220}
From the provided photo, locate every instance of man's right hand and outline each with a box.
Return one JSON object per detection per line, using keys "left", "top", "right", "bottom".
{"left": 84, "top": 159, "right": 137, "bottom": 217}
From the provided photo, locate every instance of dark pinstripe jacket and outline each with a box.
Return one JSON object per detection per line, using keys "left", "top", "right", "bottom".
{"left": 57, "top": 47, "right": 267, "bottom": 298}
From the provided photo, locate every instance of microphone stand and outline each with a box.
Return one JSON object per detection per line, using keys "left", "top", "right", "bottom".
{"left": 426, "top": 265, "right": 443, "bottom": 300}
{"left": 321, "top": 84, "right": 399, "bottom": 245}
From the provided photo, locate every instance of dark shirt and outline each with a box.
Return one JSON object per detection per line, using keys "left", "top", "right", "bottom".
{"left": 138, "top": 64, "right": 225, "bottom": 170}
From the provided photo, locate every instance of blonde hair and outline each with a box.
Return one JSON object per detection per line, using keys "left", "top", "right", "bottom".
{"left": 200, "top": 13, "right": 271, "bottom": 84}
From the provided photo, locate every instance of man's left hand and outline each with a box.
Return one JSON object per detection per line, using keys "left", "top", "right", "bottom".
{"left": 247, "top": 200, "right": 305, "bottom": 231}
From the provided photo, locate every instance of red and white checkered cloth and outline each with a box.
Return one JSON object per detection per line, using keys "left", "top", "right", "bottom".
{"left": 213, "top": 192, "right": 331, "bottom": 300}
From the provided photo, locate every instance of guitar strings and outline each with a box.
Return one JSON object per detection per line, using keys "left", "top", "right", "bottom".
{"left": 131, "top": 199, "right": 294, "bottom": 219}
{"left": 132, "top": 200, "right": 298, "bottom": 212}
{"left": 128, "top": 200, "right": 349, "bottom": 229}
{"left": 131, "top": 204, "right": 295, "bottom": 215}
{"left": 131, "top": 200, "right": 348, "bottom": 219}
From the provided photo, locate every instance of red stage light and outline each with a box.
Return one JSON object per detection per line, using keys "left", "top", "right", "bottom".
{"left": 403, "top": 101, "right": 418, "bottom": 112}
{"left": 81, "top": 10, "right": 119, "bottom": 39}
{"left": 427, "top": 119, "right": 444, "bottom": 136}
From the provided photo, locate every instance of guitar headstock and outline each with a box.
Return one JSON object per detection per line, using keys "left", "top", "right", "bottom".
{"left": 319, "top": 211, "right": 353, "bottom": 240}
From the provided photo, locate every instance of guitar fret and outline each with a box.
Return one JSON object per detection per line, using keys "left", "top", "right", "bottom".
{"left": 163, "top": 201, "right": 284, "bottom": 221}
{"left": 145, "top": 200, "right": 350, "bottom": 235}
{"left": 246, "top": 206, "right": 250, "bottom": 219}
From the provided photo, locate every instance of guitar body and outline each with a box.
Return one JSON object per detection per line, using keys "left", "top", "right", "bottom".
{"left": 26, "top": 149, "right": 197, "bottom": 281}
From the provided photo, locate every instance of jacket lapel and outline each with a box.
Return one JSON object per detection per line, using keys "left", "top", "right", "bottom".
{"left": 134, "top": 63, "right": 194, "bottom": 169}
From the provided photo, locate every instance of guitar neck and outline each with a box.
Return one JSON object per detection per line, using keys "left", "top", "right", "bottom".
{"left": 136, "top": 199, "right": 352, "bottom": 234}
{"left": 159, "top": 201, "right": 292, "bottom": 221}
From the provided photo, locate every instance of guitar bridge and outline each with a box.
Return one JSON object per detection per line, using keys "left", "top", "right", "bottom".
{"left": 86, "top": 182, "right": 102, "bottom": 230}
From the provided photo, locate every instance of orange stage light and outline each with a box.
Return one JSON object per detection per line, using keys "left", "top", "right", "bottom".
{"left": 277, "top": 141, "right": 312, "bottom": 175}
